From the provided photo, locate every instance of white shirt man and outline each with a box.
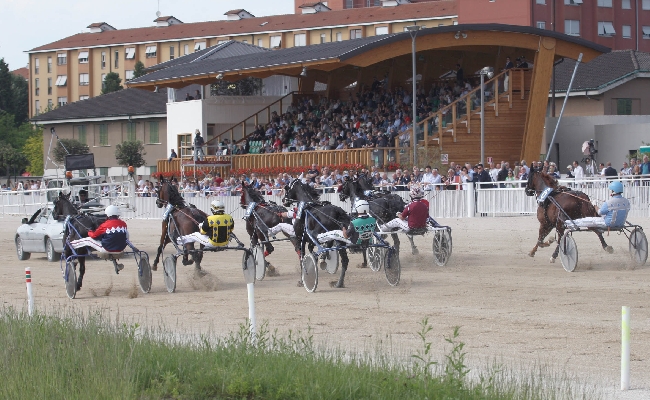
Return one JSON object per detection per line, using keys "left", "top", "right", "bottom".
{"left": 572, "top": 161, "right": 584, "bottom": 181}
{"left": 489, "top": 163, "right": 499, "bottom": 183}
{"left": 421, "top": 166, "right": 435, "bottom": 190}
{"left": 620, "top": 162, "right": 632, "bottom": 176}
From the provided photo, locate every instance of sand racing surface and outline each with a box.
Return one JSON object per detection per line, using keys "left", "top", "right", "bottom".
{"left": 3, "top": 215, "right": 650, "bottom": 398}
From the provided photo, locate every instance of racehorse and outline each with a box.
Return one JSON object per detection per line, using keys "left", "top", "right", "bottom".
{"left": 339, "top": 177, "right": 419, "bottom": 255}
{"left": 240, "top": 183, "right": 290, "bottom": 275}
{"left": 153, "top": 179, "right": 207, "bottom": 270}
{"left": 282, "top": 179, "right": 352, "bottom": 288}
{"left": 52, "top": 191, "right": 106, "bottom": 291}
{"left": 525, "top": 168, "right": 612, "bottom": 261}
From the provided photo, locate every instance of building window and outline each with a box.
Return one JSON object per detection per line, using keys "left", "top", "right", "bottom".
{"left": 47, "top": 57, "right": 52, "bottom": 73}
{"left": 114, "top": 50, "right": 119, "bottom": 68}
{"left": 35, "top": 100, "right": 40, "bottom": 115}
{"left": 622, "top": 0, "right": 631, "bottom": 8}
{"left": 169, "top": 46, "right": 175, "bottom": 60}
{"left": 125, "top": 70, "right": 134, "bottom": 80}
{"left": 536, "top": 0, "right": 546, "bottom": 3}
{"left": 47, "top": 78, "right": 52, "bottom": 95}
{"left": 242, "top": 40, "right": 248, "bottom": 44}
{"left": 149, "top": 121, "right": 160, "bottom": 143}
{"left": 184, "top": 44, "right": 189, "bottom": 55}
{"left": 101, "top": 52, "right": 106, "bottom": 69}
{"left": 320, "top": 34, "right": 327, "bottom": 44}
{"left": 537, "top": 21, "right": 546, "bottom": 29}
{"left": 622, "top": 25, "right": 632, "bottom": 38}
{"left": 47, "top": 99, "right": 52, "bottom": 110}
{"left": 57, "top": 53, "right": 67, "bottom": 65}
{"left": 597, "top": 0, "right": 612, "bottom": 6}
{"left": 564, "top": 0, "right": 583, "bottom": 4}
{"left": 34, "top": 78, "right": 39, "bottom": 96}
{"left": 375, "top": 26, "right": 389, "bottom": 35}
{"left": 194, "top": 42, "right": 206, "bottom": 51}
{"left": 257, "top": 39, "right": 263, "bottom": 47}
{"left": 75, "top": 125, "right": 86, "bottom": 144}
{"left": 145, "top": 46, "right": 157, "bottom": 58}
{"left": 80, "top": 95, "right": 89, "bottom": 101}
{"left": 643, "top": 0, "right": 650, "bottom": 9}
{"left": 78, "top": 51, "right": 89, "bottom": 63}
{"left": 270, "top": 36, "right": 282, "bottom": 48}
{"left": 617, "top": 99, "right": 632, "bottom": 115}
{"left": 565, "top": 19, "right": 580, "bottom": 36}
{"left": 598, "top": 21, "right": 616, "bottom": 36}
{"left": 336, "top": 32, "right": 342, "bottom": 41}
{"left": 643, "top": 26, "right": 650, "bottom": 38}
{"left": 126, "top": 122, "right": 136, "bottom": 141}
{"left": 55, "top": 75, "right": 67, "bottom": 86}
{"left": 294, "top": 33, "right": 306, "bottom": 47}
{"left": 149, "top": 166, "right": 157, "bottom": 174}
{"left": 34, "top": 58, "right": 39, "bottom": 74}
{"left": 98, "top": 124, "right": 109, "bottom": 146}
{"left": 350, "top": 29, "right": 362, "bottom": 39}
{"left": 79, "top": 73, "right": 89, "bottom": 86}
{"left": 125, "top": 48, "right": 135, "bottom": 59}
{"left": 346, "top": 0, "right": 353, "bottom": 8}
{"left": 99, "top": 167, "right": 109, "bottom": 176}
{"left": 58, "top": 97, "right": 67, "bottom": 107}
{"left": 178, "top": 134, "right": 192, "bottom": 157}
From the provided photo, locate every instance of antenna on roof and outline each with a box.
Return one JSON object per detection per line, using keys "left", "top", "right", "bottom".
{"left": 156, "top": 0, "right": 161, "bottom": 17}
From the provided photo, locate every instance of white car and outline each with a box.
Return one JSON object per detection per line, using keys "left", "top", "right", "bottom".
{"left": 15, "top": 205, "right": 65, "bottom": 262}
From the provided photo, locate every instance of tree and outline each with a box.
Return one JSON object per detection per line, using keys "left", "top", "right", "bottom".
{"left": 52, "top": 138, "right": 89, "bottom": 164}
{"left": 11, "top": 73, "right": 28, "bottom": 125}
{"left": 0, "top": 111, "right": 35, "bottom": 149}
{"left": 101, "top": 72, "right": 123, "bottom": 95}
{"left": 115, "top": 140, "right": 146, "bottom": 168}
{"left": 24, "top": 134, "right": 44, "bottom": 175}
{"left": 210, "top": 77, "right": 263, "bottom": 96}
{"left": 0, "top": 59, "right": 14, "bottom": 115}
{"left": 133, "top": 61, "right": 146, "bottom": 79}
{"left": 0, "top": 141, "right": 29, "bottom": 176}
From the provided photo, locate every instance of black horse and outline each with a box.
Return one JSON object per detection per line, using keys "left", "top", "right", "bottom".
{"left": 52, "top": 192, "right": 106, "bottom": 291}
{"left": 339, "top": 177, "right": 419, "bottom": 255}
{"left": 525, "top": 168, "right": 612, "bottom": 262}
{"left": 153, "top": 179, "right": 207, "bottom": 270}
{"left": 283, "top": 179, "right": 352, "bottom": 288}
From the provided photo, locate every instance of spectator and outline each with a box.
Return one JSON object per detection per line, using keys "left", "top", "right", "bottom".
{"left": 193, "top": 129, "right": 205, "bottom": 161}
{"left": 566, "top": 165, "right": 574, "bottom": 179}
{"left": 603, "top": 162, "right": 617, "bottom": 179}
{"left": 444, "top": 168, "right": 461, "bottom": 190}
{"left": 505, "top": 169, "right": 517, "bottom": 187}
{"left": 185, "top": 93, "right": 194, "bottom": 101}
{"left": 195, "top": 89, "right": 202, "bottom": 100}
{"left": 168, "top": 148, "right": 177, "bottom": 162}
{"left": 620, "top": 162, "right": 631, "bottom": 176}
{"left": 572, "top": 161, "right": 584, "bottom": 181}
{"left": 307, "top": 163, "right": 319, "bottom": 183}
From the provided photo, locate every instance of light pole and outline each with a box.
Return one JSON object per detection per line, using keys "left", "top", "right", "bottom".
{"left": 479, "top": 67, "right": 493, "bottom": 165}
{"left": 406, "top": 25, "right": 421, "bottom": 167}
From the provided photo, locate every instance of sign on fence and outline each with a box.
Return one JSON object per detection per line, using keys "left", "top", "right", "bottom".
{"left": 441, "top": 154, "right": 449, "bottom": 164}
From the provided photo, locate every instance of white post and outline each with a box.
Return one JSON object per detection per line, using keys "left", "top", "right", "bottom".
{"left": 480, "top": 73, "right": 485, "bottom": 165}
{"left": 25, "top": 267, "right": 34, "bottom": 316}
{"left": 622, "top": 306, "right": 630, "bottom": 390}
{"left": 466, "top": 182, "right": 475, "bottom": 218}
{"left": 247, "top": 282, "right": 256, "bottom": 343}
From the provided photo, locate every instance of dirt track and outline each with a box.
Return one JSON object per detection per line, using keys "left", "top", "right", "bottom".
{"left": 3, "top": 215, "right": 650, "bottom": 398}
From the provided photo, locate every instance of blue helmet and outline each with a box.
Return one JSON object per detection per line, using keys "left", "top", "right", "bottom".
{"left": 608, "top": 181, "right": 624, "bottom": 194}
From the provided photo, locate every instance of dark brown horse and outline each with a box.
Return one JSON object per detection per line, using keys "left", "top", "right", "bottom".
{"left": 153, "top": 180, "right": 207, "bottom": 270}
{"left": 525, "top": 168, "right": 612, "bottom": 262}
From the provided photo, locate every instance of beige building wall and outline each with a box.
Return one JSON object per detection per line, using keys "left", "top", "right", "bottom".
{"left": 552, "top": 97, "right": 605, "bottom": 117}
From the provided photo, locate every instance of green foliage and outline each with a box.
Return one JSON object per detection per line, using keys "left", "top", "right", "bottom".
{"left": 115, "top": 140, "right": 146, "bottom": 168}
{"left": 210, "top": 76, "right": 263, "bottom": 96}
{"left": 24, "top": 134, "right": 44, "bottom": 175}
{"left": 101, "top": 72, "right": 123, "bottom": 95}
{"left": 132, "top": 61, "right": 146, "bottom": 79}
{"left": 0, "top": 58, "right": 29, "bottom": 126}
{"left": 626, "top": 141, "right": 650, "bottom": 162}
{"left": 0, "top": 59, "right": 12, "bottom": 115}
{"left": 0, "top": 142, "right": 28, "bottom": 175}
{"left": 0, "top": 112, "right": 35, "bottom": 149}
{"left": 411, "top": 317, "right": 438, "bottom": 378}
{"left": 52, "top": 138, "right": 89, "bottom": 164}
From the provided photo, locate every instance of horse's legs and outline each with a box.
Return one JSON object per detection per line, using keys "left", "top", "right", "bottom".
{"left": 391, "top": 233, "right": 400, "bottom": 254}
{"left": 153, "top": 234, "right": 169, "bottom": 271}
{"left": 182, "top": 243, "right": 193, "bottom": 266}
{"left": 407, "top": 235, "right": 418, "bottom": 255}
{"left": 359, "top": 250, "right": 368, "bottom": 268}
{"left": 595, "top": 230, "right": 613, "bottom": 253}
{"left": 76, "top": 257, "right": 85, "bottom": 291}
{"left": 193, "top": 244, "right": 204, "bottom": 270}
{"left": 332, "top": 249, "right": 349, "bottom": 288}
{"left": 550, "top": 226, "right": 566, "bottom": 262}
{"left": 530, "top": 223, "right": 554, "bottom": 257}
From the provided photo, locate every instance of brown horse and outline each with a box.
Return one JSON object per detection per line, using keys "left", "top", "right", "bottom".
{"left": 153, "top": 179, "right": 207, "bottom": 270}
{"left": 525, "top": 168, "right": 612, "bottom": 262}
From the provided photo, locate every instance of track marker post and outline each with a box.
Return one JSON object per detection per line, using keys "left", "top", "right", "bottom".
{"left": 621, "top": 306, "right": 630, "bottom": 390}
{"left": 247, "top": 282, "right": 256, "bottom": 344}
{"left": 25, "top": 268, "right": 34, "bottom": 316}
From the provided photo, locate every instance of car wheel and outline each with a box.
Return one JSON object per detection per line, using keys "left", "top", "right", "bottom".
{"left": 46, "top": 238, "right": 59, "bottom": 262}
{"left": 16, "top": 236, "right": 31, "bottom": 261}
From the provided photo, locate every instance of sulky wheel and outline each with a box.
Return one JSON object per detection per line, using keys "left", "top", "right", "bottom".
{"left": 370, "top": 246, "right": 385, "bottom": 272}
{"left": 252, "top": 245, "right": 266, "bottom": 281}
{"left": 559, "top": 234, "right": 578, "bottom": 272}
{"left": 163, "top": 255, "right": 177, "bottom": 293}
{"left": 242, "top": 251, "right": 256, "bottom": 284}
{"left": 366, "top": 244, "right": 375, "bottom": 269}
{"left": 64, "top": 259, "right": 77, "bottom": 299}
{"left": 301, "top": 253, "right": 318, "bottom": 293}
{"left": 629, "top": 228, "right": 648, "bottom": 266}
{"left": 138, "top": 253, "right": 152, "bottom": 294}
{"left": 384, "top": 247, "right": 401, "bottom": 286}
{"left": 432, "top": 228, "right": 453, "bottom": 267}
{"left": 323, "top": 249, "right": 339, "bottom": 275}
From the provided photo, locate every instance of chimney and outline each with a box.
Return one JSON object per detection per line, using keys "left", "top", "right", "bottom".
{"left": 299, "top": 2, "right": 332, "bottom": 14}
{"left": 86, "top": 22, "right": 117, "bottom": 33}
{"left": 380, "top": 0, "right": 411, "bottom": 7}
{"left": 224, "top": 9, "right": 255, "bottom": 21}
{"left": 154, "top": 16, "right": 183, "bottom": 27}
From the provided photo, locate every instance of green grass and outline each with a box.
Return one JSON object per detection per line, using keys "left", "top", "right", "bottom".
{"left": 0, "top": 309, "right": 601, "bottom": 399}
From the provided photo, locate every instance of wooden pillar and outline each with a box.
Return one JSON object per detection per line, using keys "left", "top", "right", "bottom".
{"left": 521, "top": 37, "right": 556, "bottom": 163}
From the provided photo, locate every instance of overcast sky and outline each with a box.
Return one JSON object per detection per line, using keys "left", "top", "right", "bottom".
{"left": 0, "top": 0, "right": 293, "bottom": 70}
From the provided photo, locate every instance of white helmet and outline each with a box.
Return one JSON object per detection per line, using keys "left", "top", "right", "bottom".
{"left": 353, "top": 199, "right": 370, "bottom": 214}
{"left": 105, "top": 205, "right": 120, "bottom": 217}
{"left": 410, "top": 185, "right": 424, "bottom": 199}
{"left": 210, "top": 200, "right": 225, "bottom": 214}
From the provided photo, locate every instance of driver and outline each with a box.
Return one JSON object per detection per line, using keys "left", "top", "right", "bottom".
{"left": 178, "top": 200, "right": 234, "bottom": 248}
{"left": 317, "top": 199, "right": 376, "bottom": 245}
{"left": 379, "top": 186, "right": 429, "bottom": 233}
{"left": 70, "top": 205, "right": 128, "bottom": 254}
{"left": 77, "top": 189, "right": 89, "bottom": 205}
{"left": 571, "top": 181, "right": 630, "bottom": 229}
{"left": 268, "top": 208, "right": 297, "bottom": 238}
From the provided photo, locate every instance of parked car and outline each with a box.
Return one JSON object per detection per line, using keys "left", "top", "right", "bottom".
{"left": 15, "top": 205, "right": 65, "bottom": 262}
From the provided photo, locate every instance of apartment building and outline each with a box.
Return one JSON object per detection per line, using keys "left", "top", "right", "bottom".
{"left": 459, "top": 0, "right": 650, "bottom": 52}
{"left": 27, "top": 0, "right": 458, "bottom": 118}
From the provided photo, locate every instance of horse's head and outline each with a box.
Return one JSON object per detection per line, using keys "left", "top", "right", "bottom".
{"left": 283, "top": 179, "right": 319, "bottom": 207}
{"left": 525, "top": 167, "right": 551, "bottom": 196}
{"left": 155, "top": 181, "right": 167, "bottom": 208}
{"left": 339, "top": 179, "right": 352, "bottom": 202}
{"left": 52, "top": 191, "right": 78, "bottom": 219}
{"left": 282, "top": 180, "right": 298, "bottom": 207}
{"left": 241, "top": 182, "right": 265, "bottom": 208}
{"left": 157, "top": 180, "right": 185, "bottom": 209}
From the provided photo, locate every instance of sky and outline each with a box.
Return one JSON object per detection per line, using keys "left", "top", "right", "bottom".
{"left": 0, "top": 0, "right": 294, "bottom": 70}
